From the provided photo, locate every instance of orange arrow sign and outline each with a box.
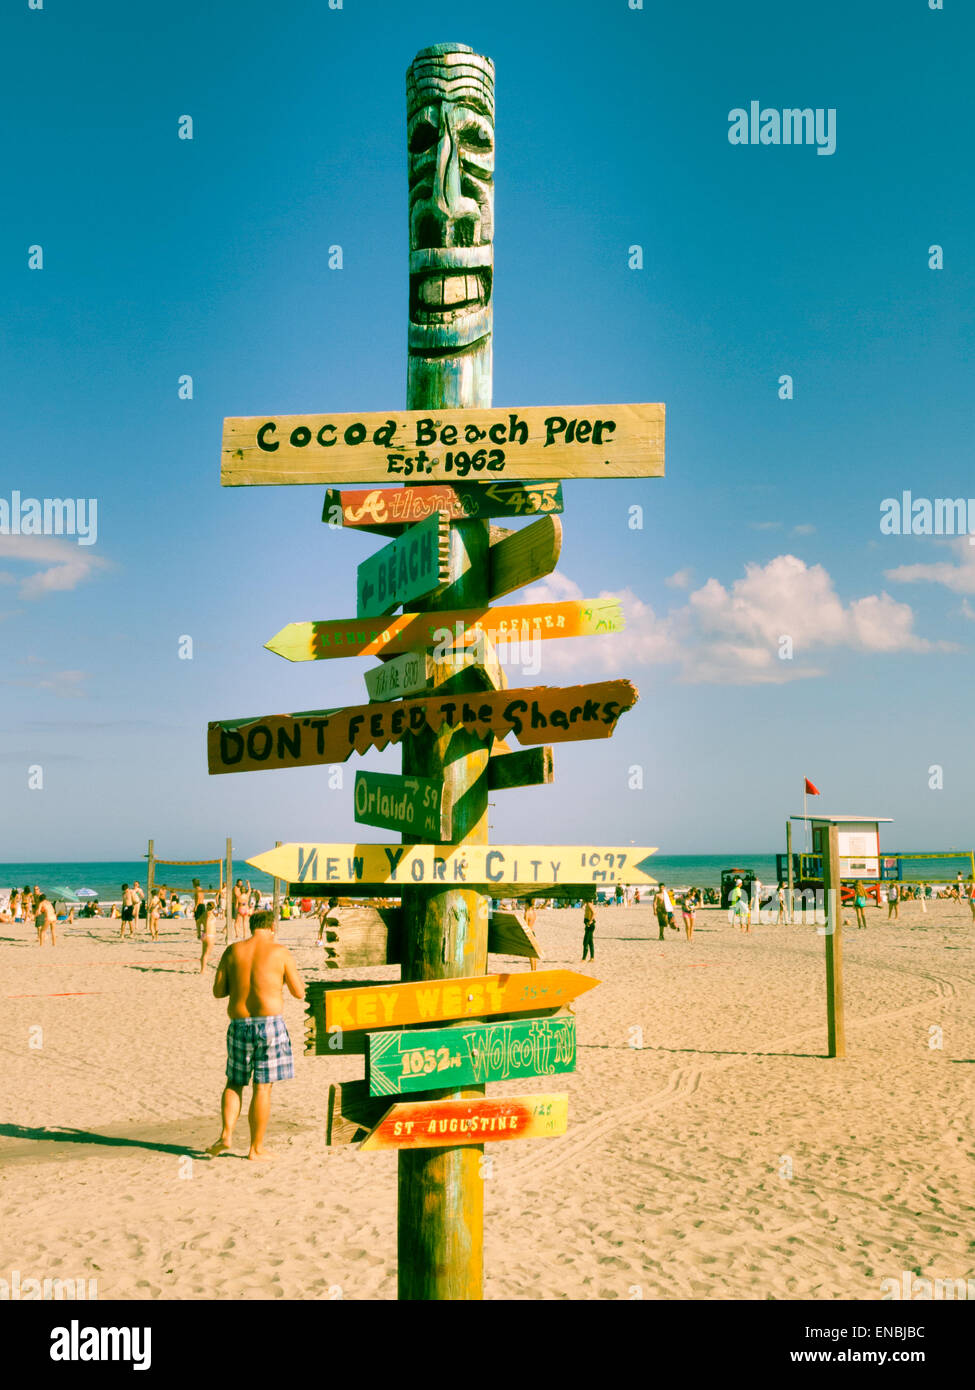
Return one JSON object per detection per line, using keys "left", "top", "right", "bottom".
{"left": 324, "top": 969, "right": 599, "bottom": 1033}
{"left": 265, "top": 598, "right": 623, "bottom": 662}
{"left": 359, "top": 1094, "right": 569, "bottom": 1151}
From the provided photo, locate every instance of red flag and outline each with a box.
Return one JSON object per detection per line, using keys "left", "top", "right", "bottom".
{"left": 804, "top": 778, "right": 820, "bottom": 795}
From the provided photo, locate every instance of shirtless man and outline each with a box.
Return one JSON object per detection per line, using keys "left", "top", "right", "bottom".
{"left": 120, "top": 882, "right": 136, "bottom": 938}
{"left": 35, "top": 893, "right": 57, "bottom": 946}
{"left": 208, "top": 910, "right": 303, "bottom": 1160}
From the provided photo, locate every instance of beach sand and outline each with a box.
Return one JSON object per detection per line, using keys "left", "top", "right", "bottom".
{"left": 1, "top": 902, "right": 972, "bottom": 1301}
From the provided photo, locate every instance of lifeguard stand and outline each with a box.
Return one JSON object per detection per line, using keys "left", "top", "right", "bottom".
{"left": 790, "top": 814, "right": 893, "bottom": 880}
{"left": 787, "top": 814, "right": 891, "bottom": 1061}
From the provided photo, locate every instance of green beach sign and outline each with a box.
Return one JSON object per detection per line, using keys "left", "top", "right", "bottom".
{"left": 366, "top": 1014, "right": 577, "bottom": 1098}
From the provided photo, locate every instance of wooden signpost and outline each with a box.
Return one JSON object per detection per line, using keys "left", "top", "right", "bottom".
{"left": 487, "top": 909, "right": 541, "bottom": 959}
{"left": 357, "top": 509, "right": 450, "bottom": 616}
{"left": 207, "top": 678, "right": 639, "bottom": 774}
{"left": 209, "top": 41, "right": 664, "bottom": 1301}
{"left": 363, "top": 650, "right": 432, "bottom": 702}
{"left": 487, "top": 514, "right": 562, "bottom": 601}
{"left": 358, "top": 1094, "right": 569, "bottom": 1152}
{"left": 264, "top": 596, "right": 624, "bottom": 662}
{"left": 323, "top": 481, "right": 565, "bottom": 535}
{"left": 487, "top": 741, "right": 553, "bottom": 792}
{"left": 363, "top": 642, "right": 505, "bottom": 702}
{"left": 223, "top": 403, "right": 664, "bottom": 487}
{"left": 312, "top": 904, "right": 538, "bottom": 975}
{"left": 246, "top": 842, "right": 657, "bottom": 891}
{"left": 366, "top": 1015, "right": 576, "bottom": 1097}
{"left": 354, "top": 770, "right": 447, "bottom": 840}
{"left": 322, "top": 968, "right": 597, "bottom": 1033}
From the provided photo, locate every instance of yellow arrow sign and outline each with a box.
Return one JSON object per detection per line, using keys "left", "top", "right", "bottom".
{"left": 323, "top": 969, "right": 599, "bottom": 1032}
{"left": 246, "top": 842, "right": 657, "bottom": 889}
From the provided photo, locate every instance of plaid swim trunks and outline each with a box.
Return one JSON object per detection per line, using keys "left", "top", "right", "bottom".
{"left": 225, "top": 1015, "right": 294, "bottom": 1085}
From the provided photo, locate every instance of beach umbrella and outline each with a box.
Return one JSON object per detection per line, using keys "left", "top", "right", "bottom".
{"left": 47, "top": 886, "right": 82, "bottom": 904}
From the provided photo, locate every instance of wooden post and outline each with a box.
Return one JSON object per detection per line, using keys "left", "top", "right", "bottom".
{"left": 146, "top": 839, "right": 154, "bottom": 930}
{"left": 397, "top": 43, "right": 495, "bottom": 1303}
{"left": 785, "top": 819, "right": 794, "bottom": 923}
{"left": 225, "top": 837, "right": 233, "bottom": 942}
{"left": 822, "top": 822, "right": 845, "bottom": 1058}
{"left": 272, "top": 840, "right": 282, "bottom": 921}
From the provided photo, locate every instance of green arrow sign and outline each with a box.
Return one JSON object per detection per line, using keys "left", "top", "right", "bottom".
{"left": 366, "top": 1014, "right": 577, "bottom": 1098}
{"left": 353, "top": 769, "right": 447, "bottom": 839}
{"left": 356, "top": 509, "right": 449, "bottom": 617}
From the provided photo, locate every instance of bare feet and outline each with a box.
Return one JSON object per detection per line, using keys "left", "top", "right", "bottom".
{"left": 247, "top": 1148, "right": 271, "bottom": 1162}
{"left": 206, "top": 1139, "right": 232, "bottom": 1156}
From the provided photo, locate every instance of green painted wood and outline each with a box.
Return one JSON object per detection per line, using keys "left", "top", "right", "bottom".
{"left": 354, "top": 770, "right": 448, "bottom": 840}
{"left": 399, "top": 41, "right": 496, "bottom": 1305}
{"left": 366, "top": 1014, "right": 576, "bottom": 1098}
{"left": 356, "top": 510, "right": 450, "bottom": 617}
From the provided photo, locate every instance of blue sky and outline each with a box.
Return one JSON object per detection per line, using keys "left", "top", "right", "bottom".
{"left": 1, "top": 0, "right": 973, "bottom": 861}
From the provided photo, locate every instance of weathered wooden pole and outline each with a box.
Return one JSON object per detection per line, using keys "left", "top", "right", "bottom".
{"left": 225, "top": 836, "right": 233, "bottom": 942}
{"left": 821, "top": 822, "right": 846, "bottom": 1058}
{"left": 146, "top": 839, "right": 154, "bottom": 929}
{"left": 397, "top": 43, "right": 495, "bottom": 1302}
{"left": 272, "top": 839, "right": 282, "bottom": 920}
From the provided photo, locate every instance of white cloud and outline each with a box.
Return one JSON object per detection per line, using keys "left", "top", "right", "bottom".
{"left": 885, "top": 537, "right": 975, "bottom": 595}
{"left": 0, "top": 536, "right": 109, "bottom": 599}
{"left": 521, "top": 555, "right": 943, "bottom": 686}
{"left": 793, "top": 523, "right": 816, "bottom": 535}
{"left": 665, "top": 567, "right": 693, "bottom": 589}
{"left": 2, "top": 666, "right": 90, "bottom": 700}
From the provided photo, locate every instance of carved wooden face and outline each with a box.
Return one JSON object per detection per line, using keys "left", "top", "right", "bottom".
{"left": 407, "top": 47, "right": 494, "bottom": 357}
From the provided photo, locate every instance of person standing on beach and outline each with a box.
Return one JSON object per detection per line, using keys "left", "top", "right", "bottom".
{"left": 729, "top": 878, "right": 749, "bottom": 932}
{"left": 35, "top": 893, "right": 57, "bottom": 946}
{"left": 681, "top": 887, "right": 699, "bottom": 940}
{"left": 317, "top": 896, "right": 339, "bottom": 943}
{"left": 198, "top": 902, "right": 218, "bottom": 973}
{"left": 582, "top": 900, "right": 596, "bottom": 960}
{"left": 653, "top": 885, "right": 669, "bottom": 940}
{"left": 776, "top": 881, "right": 787, "bottom": 924}
{"left": 232, "top": 879, "right": 248, "bottom": 940}
{"left": 208, "top": 909, "right": 303, "bottom": 1161}
{"left": 524, "top": 898, "right": 539, "bottom": 971}
{"left": 148, "top": 890, "right": 161, "bottom": 941}
{"left": 120, "top": 883, "right": 136, "bottom": 938}
{"left": 853, "top": 884, "right": 868, "bottom": 929}
{"left": 888, "top": 882, "right": 900, "bottom": 920}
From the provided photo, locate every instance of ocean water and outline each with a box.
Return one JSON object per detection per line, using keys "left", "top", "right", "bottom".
{"left": 0, "top": 861, "right": 275, "bottom": 903}
{"left": 0, "top": 854, "right": 780, "bottom": 900}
